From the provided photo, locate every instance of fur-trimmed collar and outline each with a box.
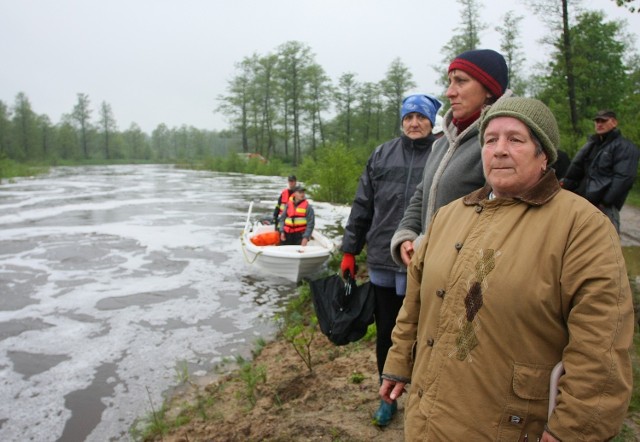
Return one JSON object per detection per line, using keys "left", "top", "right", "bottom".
{"left": 463, "top": 169, "right": 561, "bottom": 207}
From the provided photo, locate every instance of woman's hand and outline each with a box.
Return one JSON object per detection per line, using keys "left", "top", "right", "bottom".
{"left": 400, "top": 240, "right": 414, "bottom": 266}
{"left": 379, "top": 378, "right": 406, "bottom": 403}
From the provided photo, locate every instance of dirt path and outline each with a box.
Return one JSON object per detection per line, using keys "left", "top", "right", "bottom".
{"left": 621, "top": 205, "right": 640, "bottom": 246}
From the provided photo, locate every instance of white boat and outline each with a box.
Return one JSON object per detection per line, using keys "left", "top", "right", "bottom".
{"left": 240, "top": 202, "right": 334, "bottom": 282}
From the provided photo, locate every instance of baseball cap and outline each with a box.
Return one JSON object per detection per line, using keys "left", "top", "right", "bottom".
{"left": 593, "top": 110, "right": 616, "bottom": 121}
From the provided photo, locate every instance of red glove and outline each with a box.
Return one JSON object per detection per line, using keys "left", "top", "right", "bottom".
{"left": 340, "top": 253, "right": 356, "bottom": 278}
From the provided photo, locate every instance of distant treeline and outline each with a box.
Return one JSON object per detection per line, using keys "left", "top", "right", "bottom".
{"left": 0, "top": 92, "right": 241, "bottom": 166}
{"left": 217, "top": 7, "right": 640, "bottom": 164}
{"left": 2, "top": 3, "right": 640, "bottom": 186}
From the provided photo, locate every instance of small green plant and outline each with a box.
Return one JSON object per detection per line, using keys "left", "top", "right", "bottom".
{"left": 237, "top": 361, "right": 267, "bottom": 407}
{"left": 275, "top": 283, "right": 318, "bottom": 372}
{"left": 252, "top": 337, "right": 267, "bottom": 358}
{"left": 362, "top": 323, "right": 377, "bottom": 342}
{"left": 129, "top": 387, "right": 170, "bottom": 440}
{"left": 612, "top": 423, "right": 636, "bottom": 441}
{"left": 174, "top": 359, "right": 190, "bottom": 384}
{"left": 349, "top": 371, "right": 365, "bottom": 384}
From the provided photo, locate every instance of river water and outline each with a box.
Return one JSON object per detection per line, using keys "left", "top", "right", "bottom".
{"left": 0, "top": 165, "right": 349, "bottom": 441}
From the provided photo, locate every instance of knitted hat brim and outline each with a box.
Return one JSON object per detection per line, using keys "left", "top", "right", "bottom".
{"left": 480, "top": 110, "right": 558, "bottom": 165}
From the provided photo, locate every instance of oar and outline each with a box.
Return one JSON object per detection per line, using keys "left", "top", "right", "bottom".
{"left": 244, "top": 201, "right": 254, "bottom": 234}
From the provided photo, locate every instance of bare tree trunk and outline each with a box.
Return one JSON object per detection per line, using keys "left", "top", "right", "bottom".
{"left": 562, "top": 0, "right": 579, "bottom": 137}
{"left": 81, "top": 123, "right": 88, "bottom": 159}
{"left": 104, "top": 130, "right": 110, "bottom": 159}
{"left": 283, "top": 99, "right": 289, "bottom": 159}
{"left": 241, "top": 99, "right": 249, "bottom": 153}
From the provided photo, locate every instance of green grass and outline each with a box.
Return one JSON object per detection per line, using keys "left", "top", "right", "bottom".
{"left": 625, "top": 186, "right": 640, "bottom": 208}
{"left": 0, "top": 157, "right": 48, "bottom": 182}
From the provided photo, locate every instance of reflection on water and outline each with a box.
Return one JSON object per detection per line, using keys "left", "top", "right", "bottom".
{"left": 0, "top": 165, "right": 349, "bottom": 442}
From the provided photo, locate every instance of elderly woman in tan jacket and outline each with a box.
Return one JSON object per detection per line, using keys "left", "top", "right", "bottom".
{"left": 380, "top": 97, "right": 633, "bottom": 441}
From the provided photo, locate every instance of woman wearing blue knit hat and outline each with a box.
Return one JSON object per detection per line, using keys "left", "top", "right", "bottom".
{"left": 339, "top": 93, "right": 441, "bottom": 426}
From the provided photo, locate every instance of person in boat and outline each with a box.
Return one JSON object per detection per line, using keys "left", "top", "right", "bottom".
{"left": 339, "top": 93, "right": 442, "bottom": 426}
{"left": 273, "top": 175, "right": 297, "bottom": 229}
{"left": 279, "top": 185, "right": 315, "bottom": 246}
{"left": 380, "top": 97, "right": 634, "bottom": 441}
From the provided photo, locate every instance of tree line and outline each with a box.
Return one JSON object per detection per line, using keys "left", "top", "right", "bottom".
{"left": 0, "top": 92, "right": 240, "bottom": 167}
{"left": 218, "top": 0, "right": 640, "bottom": 165}
{"left": 2, "top": 0, "right": 639, "bottom": 188}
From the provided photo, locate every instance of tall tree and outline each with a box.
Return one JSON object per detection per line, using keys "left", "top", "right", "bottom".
{"left": 356, "top": 82, "right": 384, "bottom": 144}
{"left": 611, "top": 0, "right": 639, "bottom": 12}
{"left": 618, "top": 54, "right": 640, "bottom": 143}
{"left": 379, "top": 58, "right": 416, "bottom": 137}
{"left": 305, "top": 63, "right": 331, "bottom": 153}
{"left": 72, "top": 93, "right": 92, "bottom": 159}
{"left": 534, "top": 9, "right": 633, "bottom": 153}
{"left": 242, "top": 55, "right": 264, "bottom": 155}
{"left": 334, "top": 73, "right": 359, "bottom": 147}
{"left": 122, "top": 123, "right": 148, "bottom": 159}
{"left": 217, "top": 58, "right": 252, "bottom": 153}
{"left": 12, "top": 92, "right": 38, "bottom": 160}
{"left": 436, "top": 0, "right": 487, "bottom": 92}
{"left": 496, "top": 11, "right": 526, "bottom": 95}
{"left": 37, "top": 114, "right": 52, "bottom": 159}
{"left": 561, "top": 0, "right": 579, "bottom": 135}
{"left": 276, "top": 41, "right": 315, "bottom": 166}
{"left": 527, "top": 0, "right": 583, "bottom": 139}
{"left": 151, "top": 123, "right": 172, "bottom": 160}
{"left": 0, "top": 100, "right": 13, "bottom": 157}
{"left": 98, "top": 101, "right": 117, "bottom": 159}
{"left": 56, "top": 118, "right": 81, "bottom": 160}
{"left": 256, "top": 53, "right": 280, "bottom": 158}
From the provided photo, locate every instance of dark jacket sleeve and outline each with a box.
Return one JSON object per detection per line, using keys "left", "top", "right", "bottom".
{"left": 553, "top": 150, "right": 571, "bottom": 180}
{"left": 278, "top": 203, "right": 288, "bottom": 233}
{"left": 561, "top": 143, "right": 590, "bottom": 191}
{"left": 273, "top": 194, "right": 281, "bottom": 222}
{"left": 341, "top": 154, "right": 376, "bottom": 255}
{"left": 303, "top": 206, "right": 315, "bottom": 239}
{"left": 396, "top": 174, "right": 425, "bottom": 234}
{"left": 601, "top": 139, "right": 640, "bottom": 207}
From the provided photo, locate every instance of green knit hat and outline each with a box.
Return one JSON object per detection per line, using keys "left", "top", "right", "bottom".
{"left": 479, "top": 97, "right": 559, "bottom": 164}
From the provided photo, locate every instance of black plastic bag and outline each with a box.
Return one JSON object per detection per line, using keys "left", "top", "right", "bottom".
{"left": 309, "top": 273, "right": 375, "bottom": 346}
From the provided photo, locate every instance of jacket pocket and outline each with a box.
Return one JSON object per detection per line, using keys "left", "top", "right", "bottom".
{"left": 512, "top": 362, "right": 553, "bottom": 400}
{"left": 594, "top": 150, "right": 614, "bottom": 175}
{"left": 496, "top": 363, "right": 554, "bottom": 441}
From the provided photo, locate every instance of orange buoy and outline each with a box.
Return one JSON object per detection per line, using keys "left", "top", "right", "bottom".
{"left": 250, "top": 231, "right": 280, "bottom": 246}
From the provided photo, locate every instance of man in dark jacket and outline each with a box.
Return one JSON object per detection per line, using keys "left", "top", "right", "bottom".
{"left": 339, "top": 94, "right": 441, "bottom": 427}
{"left": 561, "top": 110, "right": 640, "bottom": 232}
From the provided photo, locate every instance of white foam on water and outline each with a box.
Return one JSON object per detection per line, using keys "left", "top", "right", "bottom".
{"left": 0, "top": 165, "right": 351, "bottom": 441}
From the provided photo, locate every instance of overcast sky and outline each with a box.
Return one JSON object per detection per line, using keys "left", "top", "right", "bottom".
{"left": 1, "top": 0, "right": 639, "bottom": 133}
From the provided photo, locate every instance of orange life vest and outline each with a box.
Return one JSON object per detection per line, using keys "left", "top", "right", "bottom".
{"left": 277, "top": 188, "right": 294, "bottom": 217}
{"left": 283, "top": 199, "right": 309, "bottom": 234}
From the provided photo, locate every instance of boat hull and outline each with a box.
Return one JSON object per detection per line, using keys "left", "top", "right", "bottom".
{"left": 241, "top": 223, "right": 333, "bottom": 282}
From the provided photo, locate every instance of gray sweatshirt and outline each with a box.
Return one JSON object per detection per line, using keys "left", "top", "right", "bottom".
{"left": 390, "top": 90, "right": 513, "bottom": 266}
